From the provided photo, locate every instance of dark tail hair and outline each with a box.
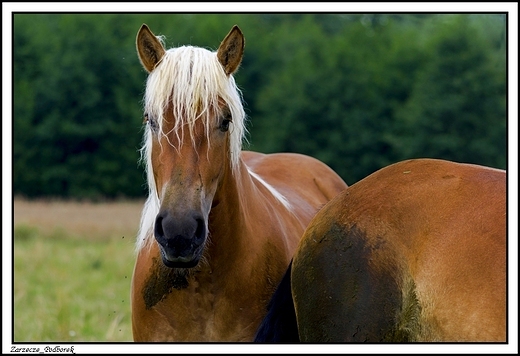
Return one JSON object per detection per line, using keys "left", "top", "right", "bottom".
{"left": 254, "top": 260, "right": 300, "bottom": 342}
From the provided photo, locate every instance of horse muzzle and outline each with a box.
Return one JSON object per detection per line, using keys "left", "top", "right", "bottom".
{"left": 154, "top": 210, "right": 207, "bottom": 268}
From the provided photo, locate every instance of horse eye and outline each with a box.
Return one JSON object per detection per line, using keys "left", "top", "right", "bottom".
{"left": 144, "top": 113, "right": 158, "bottom": 131}
{"left": 219, "top": 119, "right": 231, "bottom": 132}
{"left": 219, "top": 112, "right": 232, "bottom": 132}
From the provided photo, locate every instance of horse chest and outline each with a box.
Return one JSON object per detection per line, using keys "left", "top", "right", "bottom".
{"left": 151, "top": 279, "right": 256, "bottom": 341}
{"left": 134, "top": 255, "right": 255, "bottom": 341}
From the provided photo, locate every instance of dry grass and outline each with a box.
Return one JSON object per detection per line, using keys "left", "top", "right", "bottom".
{"left": 14, "top": 198, "right": 145, "bottom": 241}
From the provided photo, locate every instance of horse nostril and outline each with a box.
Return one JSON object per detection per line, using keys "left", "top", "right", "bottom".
{"left": 154, "top": 211, "right": 206, "bottom": 245}
{"left": 194, "top": 218, "right": 206, "bottom": 244}
{"left": 154, "top": 214, "right": 165, "bottom": 240}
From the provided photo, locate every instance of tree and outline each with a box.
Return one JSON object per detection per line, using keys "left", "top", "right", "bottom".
{"left": 12, "top": 14, "right": 506, "bottom": 198}
{"left": 396, "top": 15, "right": 506, "bottom": 169}
{"left": 13, "top": 14, "right": 147, "bottom": 199}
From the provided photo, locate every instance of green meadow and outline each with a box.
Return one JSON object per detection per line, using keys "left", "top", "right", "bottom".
{"left": 13, "top": 199, "right": 143, "bottom": 342}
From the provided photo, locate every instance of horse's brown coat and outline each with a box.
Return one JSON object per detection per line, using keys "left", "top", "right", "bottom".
{"left": 292, "top": 158, "right": 506, "bottom": 342}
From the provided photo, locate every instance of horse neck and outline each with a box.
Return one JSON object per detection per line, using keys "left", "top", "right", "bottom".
{"left": 207, "top": 159, "right": 252, "bottom": 252}
{"left": 205, "top": 157, "right": 284, "bottom": 275}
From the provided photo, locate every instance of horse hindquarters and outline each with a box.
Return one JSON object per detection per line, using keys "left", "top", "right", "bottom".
{"left": 289, "top": 159, "right": 506, "bottom": 342}
{"left": 291, "top": 222, "right": 417, "bottom": 342}
{"left": 255, "top": 222, "right": 417, "bottom": 343}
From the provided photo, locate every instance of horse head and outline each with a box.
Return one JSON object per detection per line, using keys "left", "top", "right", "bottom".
{"left": 136, "top": 24, "right": 245, "bottom": 268}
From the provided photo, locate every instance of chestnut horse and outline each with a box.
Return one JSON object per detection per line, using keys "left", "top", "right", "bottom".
{"left": 255, "top": 158, "right": 506, "bottom": 342}
{"left": 130, "top": 24, "right": 347, "bottom": 341}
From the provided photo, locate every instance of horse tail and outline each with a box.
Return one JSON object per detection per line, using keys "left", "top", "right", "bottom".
{"left": 254, "top": 260, "right": 300, "bottom": 342}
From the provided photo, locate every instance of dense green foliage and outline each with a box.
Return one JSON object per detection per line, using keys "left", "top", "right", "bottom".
{"left": 13, "top": 14, "right": 507, "bottom": 198}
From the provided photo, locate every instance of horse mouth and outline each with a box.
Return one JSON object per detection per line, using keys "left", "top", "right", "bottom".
{"left": 157, "top": 243, "right": 203, "bottom": 268}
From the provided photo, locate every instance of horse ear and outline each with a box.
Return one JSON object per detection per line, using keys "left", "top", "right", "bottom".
{"left": 136, "top": 24, "right": 166, "bottom": 73}
{"left": 217, "top": 25, "right": 245, "bottom": 76}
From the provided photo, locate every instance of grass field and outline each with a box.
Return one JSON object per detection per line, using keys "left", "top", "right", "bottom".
{"left": 12, "top": 198, "right": 145, "bottom": 342}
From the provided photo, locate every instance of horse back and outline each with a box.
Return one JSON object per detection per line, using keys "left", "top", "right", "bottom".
{"left": 241, "top": 151, "right": 348, "bottom": 206}
{"left": 291, "top": 158, "right": 506, "bottom": 342}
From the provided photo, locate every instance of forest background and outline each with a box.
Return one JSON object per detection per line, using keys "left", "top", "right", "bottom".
{"left": 12, "top": 13, "right": 508, "bottom": 200}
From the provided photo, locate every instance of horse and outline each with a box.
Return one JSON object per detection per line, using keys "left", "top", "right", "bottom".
{"left": 255, "top": 158, "right": 506, "bottom": 342}
{"left": 130, "top": 24, "right": 348, "bottom": 341}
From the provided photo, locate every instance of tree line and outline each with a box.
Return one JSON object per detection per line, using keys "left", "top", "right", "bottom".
{"left": 13, "top": 13, "right": 507, "bottom": 199}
